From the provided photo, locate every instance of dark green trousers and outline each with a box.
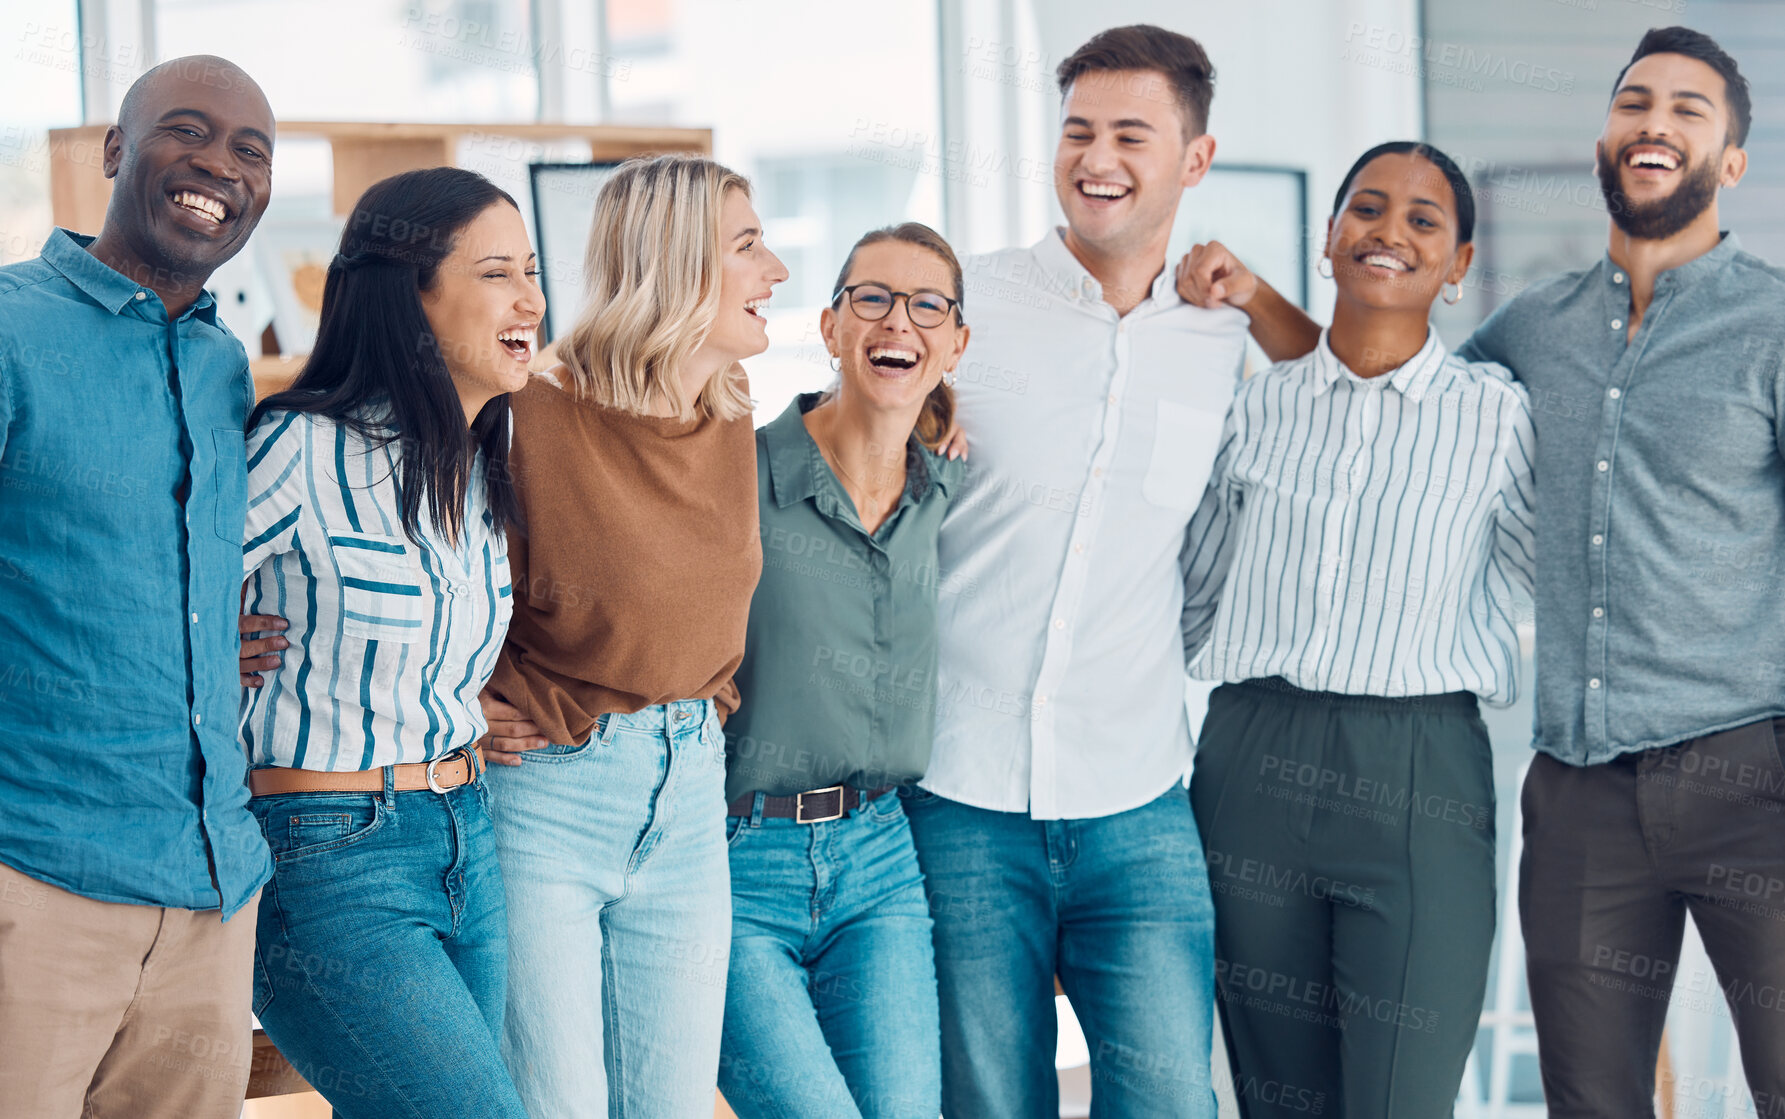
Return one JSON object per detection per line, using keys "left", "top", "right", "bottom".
{"left": 1189, "top": 678, "right": 1497, "bottom": 1118}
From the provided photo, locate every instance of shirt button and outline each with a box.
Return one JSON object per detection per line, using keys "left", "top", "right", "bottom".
{"left": 1613, "top": 272, "right": 1625, "bottom": 284}
{"left": 1597, "top": 460, "right": 1609, "bottom": 472}
{"left": 192, "top": 713, "right": 203, "bottom": 726}
{"left": 134, "top": 291, "right": 147, "bottom": 301}
{"left": 1053, "top": 618, "right": 1065, "bottom": 630}
{"left": 1107, "top": 394, "right": 1118, "bottom": 405}
{"left": 1592, "top": 534, "right": 1604, "bottom": 546}
{"left": 1611, "top": 319, "right": 1623, "bottom": 331}
{"left": 1609, "top": 388, "right": 1621, "bottom": 400}
{"left": 1092, "top": 467, "right": 1104, "bottom": 478}
{"left": 190, "top": 612, "right": 199, "bottom": 624}
{"left": 1593, "top": 607, "right": 1604, "bottom": 618}
{"left": 1589, "top": 678, "right": 1602, "bottom": 690}
{"left": 1036, "top": 695, "right": 1048, "bottom": 707}
{"left": 1073, "top": 542, "right": 1085, "bottom": 554}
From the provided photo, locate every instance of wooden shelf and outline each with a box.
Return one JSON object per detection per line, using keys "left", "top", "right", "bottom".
{"left": 48, "top": 120, "right": 711, "bottom": 233}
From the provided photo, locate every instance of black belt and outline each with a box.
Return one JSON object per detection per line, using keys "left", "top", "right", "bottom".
{"left": 726, "top": 785, "right": 893, "bottom": 824}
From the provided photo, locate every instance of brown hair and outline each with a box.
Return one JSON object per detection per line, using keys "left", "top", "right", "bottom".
{"left": 829, "top": 222, "right": 962, "bottom": 451}
{"left": 1055, "top": 24, "right": 1216, "bottom": 138}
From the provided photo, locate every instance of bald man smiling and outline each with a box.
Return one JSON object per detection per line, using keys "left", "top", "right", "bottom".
{"left": 0, "top": 56, "right": 277, "bottom": 1117}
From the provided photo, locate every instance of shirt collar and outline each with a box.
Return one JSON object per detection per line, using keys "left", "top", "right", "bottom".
{"left": 1602, "top": 230, "right": 1740, "bottom": 293}
{"left": 1031, "top": 227, "right": 1172, "bottom": 308}
{"left": 763, "top": 392, "right": 956, "bottom": 510}
{"left": 1309, "top": 325, "right": 1447, "bottom": 402}
{"left": 40, "top": 228, "right": 219, "bottom": 321}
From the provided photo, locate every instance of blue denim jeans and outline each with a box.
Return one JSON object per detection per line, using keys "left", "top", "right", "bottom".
{"left": 249, "top": 770, "right": 525, "bottom": 1119}
{"left": 486, "top": 699, "right": 731, "bottom": 1119}
{"left": 903, "top": 784, "right": 1219, "bottom": 1119}
{"left": 718, "top": 791, "right": 941, "bottom": 1119}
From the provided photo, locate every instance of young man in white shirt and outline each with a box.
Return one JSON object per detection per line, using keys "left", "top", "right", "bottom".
{"left": 903, "top": 24, "right": 1247, "bottom": 1119}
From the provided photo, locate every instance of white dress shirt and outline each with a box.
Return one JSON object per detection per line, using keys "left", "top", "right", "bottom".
{"left": 924, "top": 229, "right": 1249, "bottom": 819}
{"left": 1181, "top": 329, "right": 1536, "bottom": 703}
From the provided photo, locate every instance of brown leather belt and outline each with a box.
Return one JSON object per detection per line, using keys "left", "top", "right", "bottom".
{"left": 249, "top": 747, "right": 485, "bottom": 798}
{"left": 726, "top": 785, "right": 893, "bottom": 824}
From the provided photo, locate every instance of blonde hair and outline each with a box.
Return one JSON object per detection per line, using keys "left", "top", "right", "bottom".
{"left": 558, "top": 154, "right": 754, "bottom": 421}
{"left": 830, "top": 222, "right": 963, "bottom": 451}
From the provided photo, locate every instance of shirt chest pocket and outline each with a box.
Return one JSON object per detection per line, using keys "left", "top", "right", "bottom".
{"left": 213, "top": 427, "right": 248, "bottom": 544}
{"left": 329, "top": 531, "right": 427, "bottom": 643}
{"left": 1142, "top": 400, "right": 1226, "bottom": 512}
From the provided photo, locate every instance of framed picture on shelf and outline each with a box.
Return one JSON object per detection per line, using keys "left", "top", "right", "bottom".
{"left": 251, "top": 218, "right": 343, "bottom": 355}
{"left": 529, "top": 161, "right": 623, "bottom": 343}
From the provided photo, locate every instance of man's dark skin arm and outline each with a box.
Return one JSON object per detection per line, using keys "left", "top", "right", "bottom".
{"left": 238, "top": 583, "right": 288, "bottom": 688}
{"left": 1175, "top": 240, "right": 1322, "bottom": 363}
{"left": 238, "top": 615, "right": 288, "bottom": 687}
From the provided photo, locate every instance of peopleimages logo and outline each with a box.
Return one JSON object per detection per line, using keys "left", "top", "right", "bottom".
{"left": 1342, "top": 23, "right": 1575, "bottom": 94}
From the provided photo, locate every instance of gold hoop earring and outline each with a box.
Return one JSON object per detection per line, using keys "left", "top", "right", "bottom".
{"left": 1442, "top": 282, "right": 1462, "bottom": 305}
{"left": 829, "top": 355, "right": 841, "bottom": 373}
{"left": 1317, "top": 256, "right": 1334, "bottom": 280}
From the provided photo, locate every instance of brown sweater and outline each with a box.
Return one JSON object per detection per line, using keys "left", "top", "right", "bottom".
{"left": 488, "top": 374, "right": 763, "bottom": 747}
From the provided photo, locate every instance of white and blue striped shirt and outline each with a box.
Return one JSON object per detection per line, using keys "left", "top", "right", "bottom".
{"left": 1181, "top": 329, "right": 1535, "bottom": 704}
{"left": 239, "top": 410, "right": 513, "bottom": 770}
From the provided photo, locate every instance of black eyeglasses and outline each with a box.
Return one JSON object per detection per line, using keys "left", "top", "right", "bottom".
{"left": 832, "top": 283, "right": 961, "bottom": 329}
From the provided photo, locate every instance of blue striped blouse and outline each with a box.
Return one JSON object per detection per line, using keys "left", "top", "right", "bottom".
{"left": 240, "top": 409, "right": 513, "bottom": 769}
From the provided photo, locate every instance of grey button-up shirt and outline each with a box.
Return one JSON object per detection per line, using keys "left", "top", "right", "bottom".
{"left": 1459, "top": 233, "right": 1785, "bottom": 765}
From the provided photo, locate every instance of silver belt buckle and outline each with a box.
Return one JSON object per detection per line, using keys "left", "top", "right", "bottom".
{"left": 425, "top": 749, "right": 465, "bottom": 795}
{"left": 796, "top": 786, "right": 847, "bottom": 824}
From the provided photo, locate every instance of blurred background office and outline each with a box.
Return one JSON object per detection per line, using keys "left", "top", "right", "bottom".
{"left": 2, "top": 1, "right": 1780, "bottom": 1116}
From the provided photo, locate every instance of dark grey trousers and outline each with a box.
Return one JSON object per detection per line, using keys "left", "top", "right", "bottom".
{"left": 1521, "top": 717, "right": 1785, "bottom": 1119}
{"left": 1190, "top": 678, "right": 1497, "bottom": 1119}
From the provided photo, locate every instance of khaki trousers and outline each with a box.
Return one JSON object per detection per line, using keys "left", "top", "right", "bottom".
{"left": 0, "top": 860, "right": 260, "bottom": 1119}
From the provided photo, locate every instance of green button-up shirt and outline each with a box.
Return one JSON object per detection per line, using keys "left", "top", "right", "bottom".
{"left": 725, "top": 393, "right": 963, "bottom": 802}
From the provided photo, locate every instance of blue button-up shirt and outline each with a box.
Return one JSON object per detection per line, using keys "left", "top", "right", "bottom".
{"left": 0, "top": 230, "right": 271, "bottom": 916}
{"left": 1459, "top": 233, "right": 1785, "bottom": 765}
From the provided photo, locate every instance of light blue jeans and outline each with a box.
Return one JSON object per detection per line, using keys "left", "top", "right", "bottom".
{"left": 485, "top": 699, "right": 731, "bottom": 1119}
{"left": 718, "top": 791, "right": 941, "bottom": 1119}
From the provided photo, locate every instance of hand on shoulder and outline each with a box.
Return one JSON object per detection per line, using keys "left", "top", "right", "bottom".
{"left": 1175, "top": 241, "right": 1258, "bottom": 310}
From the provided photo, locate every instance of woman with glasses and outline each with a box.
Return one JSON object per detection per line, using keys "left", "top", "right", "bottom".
{"left": 234, "top": 166, "right": 540, "bottom": 1118}
{"left": 715, "top": 222, "right": 969, "bottom": 1119}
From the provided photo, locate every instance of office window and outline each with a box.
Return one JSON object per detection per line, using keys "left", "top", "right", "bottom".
{"left": 1, "top": 0, "right": 84, "bottom": 264}
{"left": 604, "top": 0, "right": 944, "bottom": 423}
{"left": 154, "top": 0, "right": 540, "bottom": 122}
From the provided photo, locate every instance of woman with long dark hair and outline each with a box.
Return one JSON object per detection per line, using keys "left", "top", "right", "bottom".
{"left": 1178, "top": 142, "right": 1535, "bottom": 1114}
{"left": 236, "top": 165, "right": 541, "bottom": 1118}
